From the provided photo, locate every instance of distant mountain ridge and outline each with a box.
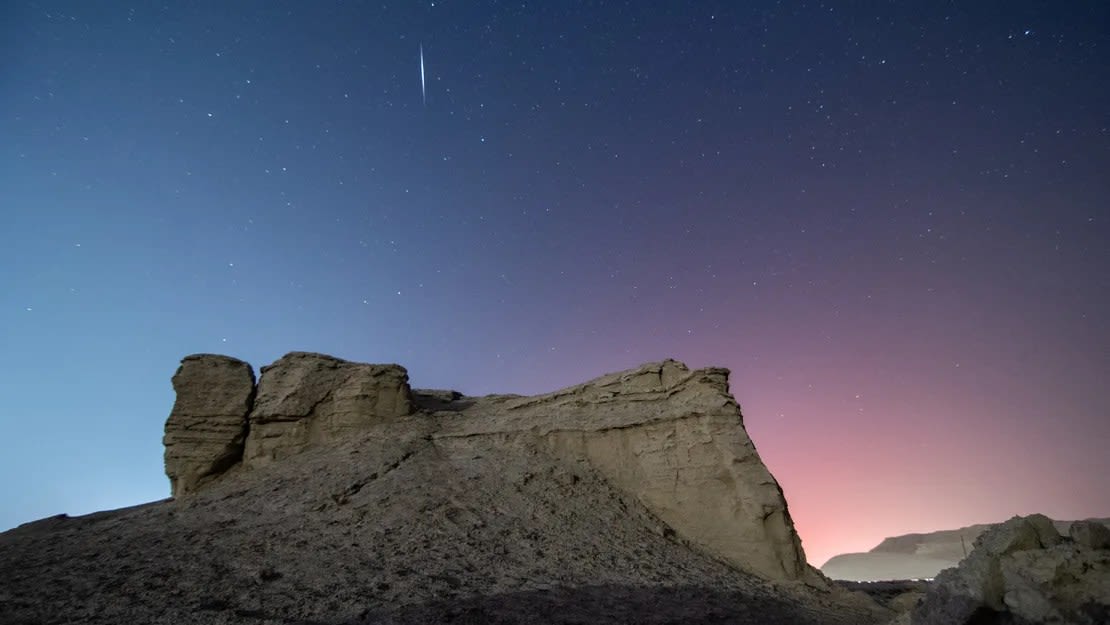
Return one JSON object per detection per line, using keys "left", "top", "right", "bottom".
{"left": 822, "top": 517, "right": 1110, "bottom": 581}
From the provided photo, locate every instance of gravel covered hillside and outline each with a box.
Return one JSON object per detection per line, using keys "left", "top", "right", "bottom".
{"left": 1, "top": 354, "right": 889, "bottom": 624}
{"left": 1, "top": 427, "right": 884, "bottom": 624}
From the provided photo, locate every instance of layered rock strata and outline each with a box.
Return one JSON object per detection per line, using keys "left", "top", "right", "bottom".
{"left": 163, "top": 354, "right": 255, "bottom": 496}
{"left": 244, "top": 352, "right": 413, "bottom": 467}
{"left": 164, "top": 352, "right": 809, "bottom": 582}
{"left": 435, "top": 360, "right": 808, "bottom": 581}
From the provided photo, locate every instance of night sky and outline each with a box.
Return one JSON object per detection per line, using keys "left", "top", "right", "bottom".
{"left": 2, "top": 1, "right": 1107, "bottom": 567}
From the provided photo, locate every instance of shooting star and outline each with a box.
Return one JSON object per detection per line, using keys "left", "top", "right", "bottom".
{"left": 419, "top": 44, "right": 426, "bottom": 106}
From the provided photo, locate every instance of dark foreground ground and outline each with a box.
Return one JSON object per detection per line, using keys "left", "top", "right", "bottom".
{"left": 836, "top": 579, "right": 929, "bottom": 613}
{"left": 367, "top": 584, "right": 882, "bottom": 625}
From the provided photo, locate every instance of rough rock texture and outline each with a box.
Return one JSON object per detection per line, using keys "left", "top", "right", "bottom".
{"left": 243, "top": 352, "right": 414, "bottom": 467}
{"left": 435, "top": 359, "right": 809, "bottom": 581}
{"left": 162, "top": 354, "right": 255, "bottom": 496}
{"left": 166, "top": 354, "right": 809, "bottom": 583}
{"left": 911, "top": 514, "right": 1110, "bottom": 625}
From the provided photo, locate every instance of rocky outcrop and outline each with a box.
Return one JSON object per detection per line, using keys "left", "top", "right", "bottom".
{"left": 244, "top": 352, "right": 414, "bottom": 467}
{"left": 911, "top": 514, "right": 1110, "bottom": 625}
{"left": 163, "top": 353, "right": 809, "bottom": 582}
{"left": 435, "top": 360, "right": 809, "bottom": 581}
{"left": 162, "top": 354, "right": 255, "bottom": 496}
{"left": 164, "top": 352, "right": 415, "bottom": 491}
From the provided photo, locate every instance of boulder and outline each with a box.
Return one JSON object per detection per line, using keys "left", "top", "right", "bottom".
{"left": 974, "top": 513, "right": 1062, "bottom": 556}
{"left": 912, "top": 514, "right": 1110, "bottom": 625}
{"left": 162, "top": 354, "right": 255, "bottom": 496}
{"left": 243, "top": 352, "right": 414, "bottom": 467}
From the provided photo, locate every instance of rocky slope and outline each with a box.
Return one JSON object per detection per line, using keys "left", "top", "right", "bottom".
{"left": 910, "top": 514, "right": 1110, "bottom": 625}
{"left": 0, "top": 352, "right": 887, "bottom": 625}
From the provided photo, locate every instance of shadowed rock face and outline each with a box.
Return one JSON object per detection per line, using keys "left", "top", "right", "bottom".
{"left": 163, "top": 353, "right": 806, "bottom": 582}
{"left": 163, "top": 354, "right": 255, "bottom": 496}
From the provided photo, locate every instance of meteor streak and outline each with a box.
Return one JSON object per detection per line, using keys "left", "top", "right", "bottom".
{"left": 419, "top": 44, "right": 426, "bottom": 106}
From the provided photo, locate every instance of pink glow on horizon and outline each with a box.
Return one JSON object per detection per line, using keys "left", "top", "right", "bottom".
{"left": 736, "top": 366, "right": 1109, "bottom": 567}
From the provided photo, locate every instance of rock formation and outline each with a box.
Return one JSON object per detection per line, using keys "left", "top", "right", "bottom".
{"left": 0, "top": 352, "right": 890, "bottom": 625}
{"left": 910, "top": 514, "right": 1110, "bottom": 625}
{"left": 434, "top": 360, "right": 809, "bottom": 581}
{"left": 244, "top": 352, "right": 414, "bottom": 467}
{"left": 163, "top": 353, "right": 808, "bottom": 582}
{"left": 163, "top": 354, "right": 255, "bottom": 496}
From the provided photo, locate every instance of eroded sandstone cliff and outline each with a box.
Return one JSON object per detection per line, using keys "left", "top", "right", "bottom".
{"left": 164, "top": 352, "right": 809, "bottom": 582}
{"left": 245, "top": 352, "right": 413, "bottom": 467}
{"left": 436, "top": 360, "right": 809, "bottom": 581}
{"left": 163, "top": 354, "right": 255, "bottom": 496}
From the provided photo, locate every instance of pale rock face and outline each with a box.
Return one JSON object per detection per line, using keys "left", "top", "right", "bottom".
{"left": 437, "top": 360, "right": 809, "bottom": 581}
{"left": 163, "top": 354, "right": 810, "bottom": 583}
{"left": 243, "top": 352, "right": 414, "bottom": 467}
{"left": 546, "top": 416, "right": 804, "bottom": 580}
{"left": 163, "top": 354, "right": 255, "bottom": 496}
